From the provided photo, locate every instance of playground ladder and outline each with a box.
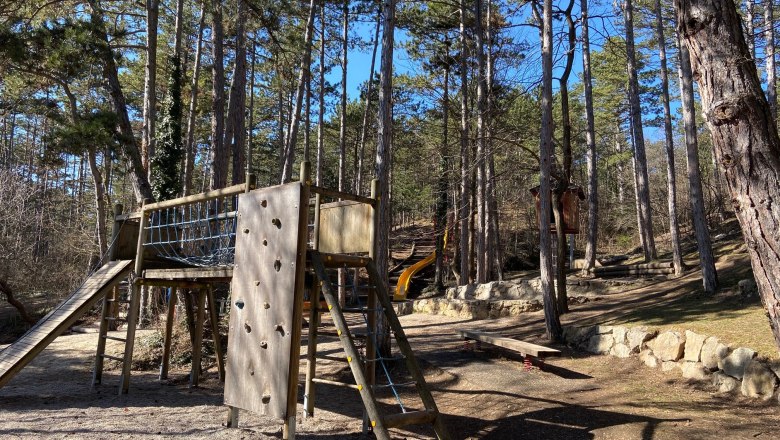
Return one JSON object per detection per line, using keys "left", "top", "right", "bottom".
{"left": 92, "top": 283, "right": 131, "bottom": 386}
{"left": 305, "top": 250, "right": 451, "bottom": 440}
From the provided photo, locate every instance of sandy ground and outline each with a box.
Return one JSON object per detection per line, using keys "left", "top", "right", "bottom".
{"left": 1, "top": 304, "right": 779, "bottom": 440}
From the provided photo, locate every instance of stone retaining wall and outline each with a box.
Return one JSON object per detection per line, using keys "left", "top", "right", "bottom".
{"left": 563, "top": 324, "right": 780, "bottom": 403}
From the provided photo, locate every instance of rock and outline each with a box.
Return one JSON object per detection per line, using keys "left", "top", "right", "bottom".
{"left": 741, "top": 359, "right": 778, "bottom": 400}
{"left": 563, "top": 326, "right": 595, "bottom": 347}
{"left": 683, "top": 330, "right": 707, "bottom": 362}
{"left": 640, "top": 350, "right": 659, "bottom": 368}
{"left": 586, "top": 333, "right": 614, "bottom": 355}
{"left": 700, "top": 337, "right": 730, "bottom": 371}
{"left": 612, "top": 326, "right": 628, "bottom": 345}
{"left": 719, "top": 347, "right": 756, "bottom": 379}
{"left": 610, "top": 343, "right": 632, "bottom": 358}
{"left": 627, "top": 327, "right": 656, "bottom": 353}
{"left": 594, "top": 325, "right": 614, "bottom": 335}
{"left": 738, "top": 278, "right": 758, "bottom": 298}
{"left": 649, "top": 331, "right": 686, "bottom": 361}
{"left": 712, "top": 371, "right": 740, "bottom": 393}
{"left": 681, "top": 362, "right": 709, "bottom": 381}
{"left": 661, "top": 361, "right": 680, "bottom": 372}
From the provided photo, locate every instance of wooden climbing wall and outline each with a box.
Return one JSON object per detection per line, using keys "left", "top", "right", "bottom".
{"left": 224, "top": 182, "right": 307, "bottom": 418}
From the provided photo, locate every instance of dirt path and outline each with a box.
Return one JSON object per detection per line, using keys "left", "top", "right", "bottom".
{"left": 1, "top": 304, "right": 778, "bottom": 439}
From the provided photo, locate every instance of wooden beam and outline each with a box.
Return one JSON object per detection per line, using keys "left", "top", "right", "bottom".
{"left": 143, "top": 267, "right": 233, "bottom": 281}
{"left": 457, "top": 330, "right": 561, "bottom": 358}
{"left": 310, "top": 185, "right": 377, "bottom": 206}
{"left": 383, "top": 410, "right": 438, "bottom": 429}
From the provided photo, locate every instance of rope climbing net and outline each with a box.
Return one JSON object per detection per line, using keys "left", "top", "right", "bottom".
{"left": 143, "top": 195, "right": 239, "bottom": 267}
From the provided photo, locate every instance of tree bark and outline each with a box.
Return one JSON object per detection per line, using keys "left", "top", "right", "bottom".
{"left": 655, "top": 0, "right": 685, "bottom": 275}
{"left": 356, "top": 4, "right": 382, "bottom": 195}
{"left": 458, "top": 0, "right": 471, "bottom": 285}
{"left": 539, "top": 0, "right": 562, "bottom": 342}
{"left": 765, "top": 0, "right": 776, "bottom": 119}
{"left": 435, "top": 63, "right": 450, "bottom": 289}
{"left": 184, "top": 1, "right": 206, "bottom": 196}
{"left": 746, "top": 0, "right": 756, "bottom": 57}
{"left": 209, "top": 0, "right": 227, "bottom": 190}
{"left": 676, "top": 2, "right": 780, "bottom": 308}
{"left": 281, "top": 0, "right": 317, "bottom": 183}
{"left": 474, "top": 0, "right": 487, "bottom": 284}
{"left": 87, "top": 0, "right": 154, "bottom": 204}
{"left": 375, "top": 0, "right": 396, "bottom": 356}
{"left": 316, "top": 0, "right": 326, "bottom": 186}
{"left": 0, "top": 279, "right": 36, "bottom": 325}
{"left": 677, "top": 31, "right": 719, "bottom": 294}
{"left": 226, "top": 0, "right": 247, "bottom": 185}
{"left": 582, "top": 0, "right": 599, "bottom": 275}
{"left": 485, "top": 0, "right": 502, "bottom": 281}
{"left": 142, "top": 0, "right": 159, "bottom": 175}
{"left": 339, "top": 0, "right": 349, "bottom": 192}
{"left": 623, "top": 0, "right": 657, "bottom": 261}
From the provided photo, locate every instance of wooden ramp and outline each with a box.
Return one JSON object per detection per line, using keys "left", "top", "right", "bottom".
{"left": 0, "top": 259, "right": 133, "bottom": 389}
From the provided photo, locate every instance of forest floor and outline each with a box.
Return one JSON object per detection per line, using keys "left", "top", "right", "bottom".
{"left": 2, "top": 221, "right": 779, "bottom": 438}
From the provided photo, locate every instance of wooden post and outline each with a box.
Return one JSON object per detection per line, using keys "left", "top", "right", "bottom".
{"left": 160, "top": 286, "right": 177, "bottom": 380}
{"left": 304, "top": 190, "right": 321, "bottom": 418}
{"left": 120, "top": 199, "right": 151, "bottom": 395}
{"left": 206, "top": 285, "right": 225, "bottom": 381}
{"left": 363, "top": 179, "right": 379, "bottom": 432}
{"left": 283, "top": 161, "right": 312, "bottom": 440}
{"left": 190, "top": 288, "right": 206, "bottom": 387}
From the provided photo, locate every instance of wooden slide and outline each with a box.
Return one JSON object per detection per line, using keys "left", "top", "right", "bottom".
{"left": 393, "top": 230, "right": 447, "bottom": 301}
{"left": 0, "top": 259, "right": 132, "bottom": 389}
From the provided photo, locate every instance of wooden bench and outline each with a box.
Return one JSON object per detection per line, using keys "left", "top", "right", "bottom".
{"left": 457, "top": 330, "right": 561, "bottom": 370}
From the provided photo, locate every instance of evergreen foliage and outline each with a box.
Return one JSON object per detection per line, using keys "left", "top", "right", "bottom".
{"left": 151, "top": 56, "right": 183, "bottom": 201}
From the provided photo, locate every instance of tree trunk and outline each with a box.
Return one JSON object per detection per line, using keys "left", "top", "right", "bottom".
{"left": 539, "top": 0, "right": 562, "bottom": 342}
{"left": 316, "top": 0, "right": 326, "bottom": 186}
{"left": 655, "top": 0, "right": 685, "bottom": 275}
{"left": 248, "top": 39, "right": 256, "bottom": 175}
{"left": 765, "top": 0, "right": 776, "bottom": 119}
{"left": 674, "top": 0, "right": 780, "bottom": 345}
{"left": 356, "top": 5, "right": 382, "bottom": 195}
{"left": 226, "top": 0, "right": 247, "bottom": 185}
{"left": 485, "top": 0, "right": 502, "bottom": 281}
{"left": 209, "top": 0, "right": 227, "bottom": 190}
{"left": 458, "top": 0, "right": 471, "bottom": 285}
{"left": 677, "top": 31, "right": 719, "bottom": 294}
{"left": 87, "top": 0, "right": 154, "bottom": 204}
{"left": 623, "top": 0, "right": 657, "bottom": 261}
{"left": 281, "top": 0, "right": 317, "bottom": 183}
{"left": 474, "top": 0, "right": 487, "bottom": 284}
{"left": 142, "top": 0, "right": 159, "bottom": 175}
{"left": 582, "top": 0, "right": 599, "bottom": 275}
{"left": 0, "top": 279, "right": 36, "bottom": 325}
{"left": 184, "top": 1, "right": 206, "bottom": 196}
{"left": 375, "top": 0, "right": 396, "bottom": 356}
{"left": 435, "top": 63, "right": 450, "bottom": 289}
{"left": 746, "top": 0, "right": 756, "bottom": 57}
{"left": 339, "top": 0, "right": 349, "bottom": 192}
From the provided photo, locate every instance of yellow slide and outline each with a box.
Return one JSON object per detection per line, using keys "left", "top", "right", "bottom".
{"left": 393, "top": 230, "right": 447, "bottom": 301}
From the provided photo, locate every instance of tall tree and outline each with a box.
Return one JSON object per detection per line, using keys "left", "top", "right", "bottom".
{"left": 142, "top": 0, "right": 160, "bottom": 175}
{"left": 355, "top": 4, "right": 382, "bottom": 194}
{"left": 209, "top": 0, "right": 227, "bottom": 190}
{"left": 623, "top": 0, "right": 656, "bottom": 261}
{"left": 581, "top": 0, "right": 599, "bottom": 275}
{"left": 226, "top": 0, "right": 247, "bottom": 185}
{"left": 184, "top": 2, "right": 206, "bottom": 195}
{"left": 655, "top": 0, "right": 685, "bottom": 275}
{"left": 675, "top": 0, "right": 780, "bottom": 348}
{"left": 746, "top": 0, "right": 756, "bottom": 57}
{"left": 376, "top": 0, "right": 396, "bottom": 355}
{"left": 539, "top": 0, "right": 562, "bottom": 342}
{"left": 316, "top": 0, "right": 326, "bottom": 186}
{"left": 458, "top": 0, "right": 471, "bottom": 285}
{"left": 474, "top": 0, "right": 487, "bottom": 284}
{"left": 339, "top": 0, "right": 349, "bottom": 192}
{"left": 677, "top": 33, "right": 719, "bottom": 294}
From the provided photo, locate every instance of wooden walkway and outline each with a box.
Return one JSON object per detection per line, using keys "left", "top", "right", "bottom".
{"left": 0, "top": 259, "right": 132, "bottom": 389}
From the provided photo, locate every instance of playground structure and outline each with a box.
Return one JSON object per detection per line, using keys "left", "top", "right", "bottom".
{"left": 0, "top": 163, "right": 449, "bottom": 440}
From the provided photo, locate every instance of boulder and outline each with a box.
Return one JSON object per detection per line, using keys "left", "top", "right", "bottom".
{"left": 719, "top": 347, "right": 756, "bottom": 379}
{"left": 612, "top": 326, "right": 628, "bottom": 345}
{"left": 586, "top": 333, "right": 614, "bottom": 355}
{"left": 741, "top": 359, "right": 778, "bottom": 400}
{"left": 738, "top": 278, "right": 758, "bottom": 298}
{"left": 661, "top": 361, "right": 680, "bottom": 372}
{"left": 712, "top": 371, "right": 740, "bottom": 393}
{"left": 649, "top": 331, "right": 686, "bottom": 361}
{"left": 627, "top": 327, "right": 656, "bottom": 353}
{"left": 610, "top": 343, "right": 632, "bottom": 358}
{"left": 700, "top": 337, "right": 730, "bottom": 371}
{"left": 681, "top": 362, "right": 709, "bottom": 381}
{"left": 562, "top": 326, "right": 595, "bottom": 347}
{"left": 683, "top": 330, "right": 707, "bottom": 362}
{"left": 640, "top": 350, "right": 659, "bottom": 368}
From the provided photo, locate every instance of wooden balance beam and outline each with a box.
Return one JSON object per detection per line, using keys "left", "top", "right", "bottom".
{"left": 457, "top": 330, "right": 561, "bottom": 369}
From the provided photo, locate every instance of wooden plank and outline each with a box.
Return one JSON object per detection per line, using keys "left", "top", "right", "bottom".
{"left": 0, "top": 260, "right": 133, "bottom": 389}
{"left": 224, "top": 182, "right": 304, "bottom": 419}
{"left": 142, "top": 181, "right": 253, "bottom": 211}
{"left": 311, "top": 253, "right": 370, "bottom": 268}
{"left": 318, "top": 200, "right": 374, "bottom": 254}
{"left": 309, "top": 185, "right": 377, "bottom": 206}
{"left": 143, "top": 267, "right": 234, "bottom": 280}
{"left": 383, "top": 410, "right": 438, "bottom": 429}
{"left": 456, "top": 330, "right": 561, "bottom": 358}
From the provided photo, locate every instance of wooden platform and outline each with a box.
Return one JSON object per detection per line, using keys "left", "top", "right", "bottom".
{"left": 142, "top": 267, "right": 233, "bottom": 284}
{"left": 0, "top": 259, "right": 133, "bottom": 389}
{"left": 457, "top": 330, "right": 561, "bottom": 359}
